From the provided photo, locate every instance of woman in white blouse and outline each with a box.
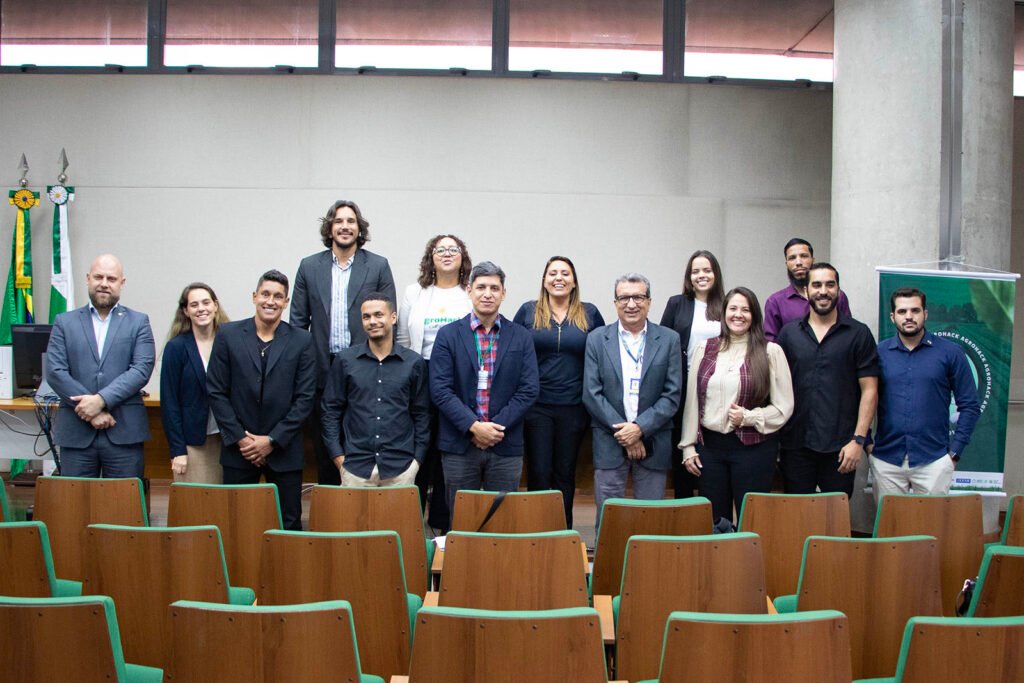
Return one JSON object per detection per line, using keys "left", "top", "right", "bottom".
{"left": 397, "top": 234, "right": 473, "bottom": 532}
{"left": 679, "top": 286, "right": 794, "bottom": 524}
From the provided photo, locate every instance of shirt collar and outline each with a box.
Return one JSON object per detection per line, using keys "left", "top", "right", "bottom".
{"left": 470, "top": 312, "right": 501, "bottom": 332}
{"left": 618, "top": 321, "right": 648, "bottom": 339}
{"left": 332, "top": 251, "right": 355, "bottom": 269}
{"left": 890, "top": 329, "right": 934, "bottom": 352}
{"left": 89, "top": 302, "right": 120, "bottom": 319}
{"left": 355, "top": 341, "right": 403, "bottom": 361}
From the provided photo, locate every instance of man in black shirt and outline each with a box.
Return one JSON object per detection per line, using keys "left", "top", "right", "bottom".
{"left": 775, "top": 263, "right": 879, "bottom": 496}
{"left": 321, "top": 293, "right": 430, "bottom": 486}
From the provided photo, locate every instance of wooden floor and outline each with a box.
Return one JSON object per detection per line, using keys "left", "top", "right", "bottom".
{"left": 4, "top": 478, "right": 603, "bottom": 548}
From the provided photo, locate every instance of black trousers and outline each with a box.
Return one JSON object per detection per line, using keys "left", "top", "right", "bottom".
{"left": 309, "top": 385, "right": 340, "bottom": 486}
{"left": 523, "top": 402, "right": 589, "bottom": 528}
{"left": 223, "top": 465, "right": 303, "bottom": 531}
{"left": 670, "top": 406, "right": 699, "bottom": 499}
{"left": 697, "top": 430, "right": 778, "bottom": 524}
{"left": 779, "top": 446, "right": 855, "bottom": 497}
{"left": 415, "top": 402, "right": 451, "bottom": 531}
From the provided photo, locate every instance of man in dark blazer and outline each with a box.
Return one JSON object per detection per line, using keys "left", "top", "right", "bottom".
{"left": 429, "top": 261, "right": 539, "bottom": 521}
{"left": 208, "top": 270, "right": 316, "bottom": 530}
{"left": 290, "top": 199, "right": 395, "bottom": 485}
{"left": 46, "top": 254, "right": 155, "bottom": 478}
{"left": 583, "top": 273, "right": 682, "bottom": 528}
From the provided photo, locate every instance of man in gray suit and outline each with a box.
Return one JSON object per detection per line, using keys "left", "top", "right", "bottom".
{"left": 291, "top": 200, "right": 396, "bottom": 485}
{"left": 46, "top": 254, "right": 156, "bottom": 478}
{"left": 583, "top": 273, "right": 682, "bottom": 527}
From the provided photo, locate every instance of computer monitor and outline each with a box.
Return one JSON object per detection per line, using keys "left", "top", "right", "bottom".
{"left": 11, "top": 323, "right": 52, "bottom": 396}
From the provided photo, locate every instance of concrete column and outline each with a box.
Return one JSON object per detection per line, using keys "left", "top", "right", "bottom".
{"left": 831, "top": 0, "right": 1014, "bottom": 530}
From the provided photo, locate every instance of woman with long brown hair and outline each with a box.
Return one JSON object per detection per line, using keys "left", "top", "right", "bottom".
{"left": 513, "top": 256, "right": 604, "bottom": 527}
{"left": 679, "top": 286, "right": 793, "bottom": 525}
{"left": 160, "top": 282, "right": 229, "bottom": 483}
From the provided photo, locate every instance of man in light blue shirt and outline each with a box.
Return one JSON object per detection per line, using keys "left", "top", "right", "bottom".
{"left": 871, "top": 287, "right": 980, "bottom": 498}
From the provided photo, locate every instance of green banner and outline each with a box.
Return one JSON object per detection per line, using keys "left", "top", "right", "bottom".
{"left": 877, "top": 268, "right": 1017, "bottom": 491}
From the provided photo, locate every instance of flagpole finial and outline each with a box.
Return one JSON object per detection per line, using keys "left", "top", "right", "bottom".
{"left": 57, "top": 148, "right": 69, "bottom": 184}
{"left": 18, "top": 154, "right": 29, "bottom": 188}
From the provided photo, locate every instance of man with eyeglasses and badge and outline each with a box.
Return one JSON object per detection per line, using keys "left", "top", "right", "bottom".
{"left": 290, "top": 200, "right": 396, "bottom": 485}
{"left": 583, "top": 273, "right": 682, "bottom": 528}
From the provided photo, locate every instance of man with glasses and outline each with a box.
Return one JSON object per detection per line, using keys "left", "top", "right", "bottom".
{"left": 429, "top": 262, "right": 539, "bottom": 521}
{"left": 290, "top": 200, "right": 396, "bottom": 485}
{"left": 583, "top": 273, "right": 682, "bottom": 527}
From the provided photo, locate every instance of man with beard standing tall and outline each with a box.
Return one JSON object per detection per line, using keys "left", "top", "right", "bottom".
{"left": 46, "top": 254, "right": 156, "bottom": 477}
{"left": 776, "top": 263, "right": 879, "bottom": 496}
{"left": 764, "top": 238, "right": 851, "bottom": 341}
{"left": 291, "top": 200, "right": 396, "bottom": 485}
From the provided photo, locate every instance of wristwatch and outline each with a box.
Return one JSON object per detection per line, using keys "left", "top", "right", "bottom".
{"left": 853, "top": 434, "right": 868, "bottom": 447}
{"left": 949, "top": 451, "right": 960, "bottom": 462}
{"left": 267, "top": 435, "right": 277, "bottom": 449}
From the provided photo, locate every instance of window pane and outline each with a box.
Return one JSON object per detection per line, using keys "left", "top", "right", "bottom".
{"left": 685, "top": 0, "right": 834, "bottom": 82}
{"left": 335, "top": 0, "right": 491, "bottom": 70}
{"left": 1015, "top": 4, "right": 1024, "bottom": 96}
{"left": 165, "top": 0, "right": 318, "bottom": 67}
{"left": 0, "top": 0, "right": 147, "bottom": 67}
{"left": 509, "top": 0, "right": 662, "bottom": 75}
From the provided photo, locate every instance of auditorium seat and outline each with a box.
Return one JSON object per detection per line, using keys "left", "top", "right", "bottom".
{"left": 0, "top": 479, "right": 9, "bottom": 521}
{"left": 167, "top": 599, "right": 383, "bottom": 682}
{"left": 590, "top": 497, "right": 713, "bottom": 597}
{"left": 774, "top": 535, "right": 943, "bottom": 680}
{"left": 737, "top": 492, "right": 851, "bottom": 599}
{"left": 81, "top": 523, "right": 254, "bottom": 669}
{"left": 872, "top": 493, "right": 985, "bottom": 615}
{"left": 0, "top": 595, "right": 163, "bottom": 681}
{"left": 167, "top": 482, "right": 283, "bottom": 591}
{"left": 450, "top": 490, "right": 566, "bottom": 533}
{"left": 638, "top": 610, "right": 853, "bottom": 683}
{"left": 258, "top": 529, "right": 419, "bottom": 681}
{"left": 33, "top": 475, "right": 148, "bottom": 582}
{"left": 963, "top": 544, "right": 1024, "bottom": 617}
{"left": 999, "top": 494, "right": 1023, "bottom": 547}
{"left": 0, "top": 521, "right": 81, "bottom": 597}
{"left": 308, "top": 484, "right": 432, "bottom": 596}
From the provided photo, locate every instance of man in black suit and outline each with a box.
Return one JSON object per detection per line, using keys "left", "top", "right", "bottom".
{"left": 208, "top": 270, "right": 316, "bottom": 530}
{"left": 291, "top": 200, "right": 396, "bottom": 485}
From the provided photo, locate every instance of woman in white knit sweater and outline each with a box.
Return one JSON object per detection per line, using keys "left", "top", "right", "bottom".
{"left": 679, "top": 286, "right": 794, "bottom": 524}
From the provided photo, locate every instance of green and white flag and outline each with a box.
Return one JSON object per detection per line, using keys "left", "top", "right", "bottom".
{"left": 47, "top": 184, "right": 74, "bottom": 321}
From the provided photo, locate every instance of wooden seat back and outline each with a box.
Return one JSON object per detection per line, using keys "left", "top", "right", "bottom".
{"left": 439, "top": 530, "right": 588, "bottom": 610}
{"left": 168, "top": 599, "right": 368, "bottom": 682}
{"left": 591, "top": 497, "right": 713, "bottom": 596}
{"left": 615, "top": 533, "right": 768, "bottom": 683}
{"left": 890, "top": 616, "right": 1024, "bottom": 682}
{"left": 451, "top": 490, "right": 566, "bottom": 533}
{"left": 0, "top": 596, "right": 131, "bottom": 680}
{"left": 308, "top": 484, "right": 429, "bottom": 596}
{"left": 408, "top": 606, "right": 608, "bottom": 683}
{"left": 33, "top": 476, "right": 147, "bottom": 581}
{"left": 656, "top": 610, "right": 853, "bottom": 682}
{"left": 82, "top": 524, "right": 231, "bottom": 669}
{"left": 0, "top": 522, "right": 56, "bottom": 597}
{"left": 1002, "top": 494, "right": 1024, "bottom": 546}
{"left": 258, "top": 529, "right": 413, "bottom": 681}
{"left": 737, "top": 492, "right": 851, "bottom": 599}
{"left": 0, "top": 480, "right": 9, "bottom": 521}
{"left": 795, "top": 535, "right": 943, "bottom": 679}
{"left": 968, "top": 545, "right": 1024, "bottom": 617}
{"left": 167, "top": 483, "right": 281, "bottom": 590}
{"left": 873, "top": 494, "right": 984, "bottom": 615}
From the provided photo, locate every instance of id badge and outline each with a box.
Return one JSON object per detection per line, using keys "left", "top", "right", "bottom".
{"left": 477, "top": 369, "right": 490, "bottom": 391}
{"left": 629, "top": 377, "right": 641, "bottom": 397}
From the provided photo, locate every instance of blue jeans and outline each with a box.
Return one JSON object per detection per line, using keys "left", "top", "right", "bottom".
{"left": 442, "top": 447, "right": 523, "bottom": 527}
{"left": 593, "top": 459, "right": 667, "bottom": 530}
{"left": 60, "top": 431, "right": 144, "bottom": 478}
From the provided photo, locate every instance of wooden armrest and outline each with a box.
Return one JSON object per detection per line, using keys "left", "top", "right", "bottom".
{"left": 431, "top": 549, "right": 444, "bottom": 575}
{"left": 766, "top": 595, "right": 778, "bottom": 614}
{"left": 593, "top": 594, "right": 615, "bottom": 644}
{"left": 391, "top": 676, "right": 410, "bottom": 682}
{"left": 423, "top": 591, "right": 440, "bottom": 607}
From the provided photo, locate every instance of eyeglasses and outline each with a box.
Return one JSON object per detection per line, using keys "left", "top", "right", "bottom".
{"left": 433, "top": 246, "right": 462, "bottom": 256}
{"left": 615, "top": 295, "right": 650, "bottom": 305}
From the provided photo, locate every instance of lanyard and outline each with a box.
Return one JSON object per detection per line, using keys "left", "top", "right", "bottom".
{"left": 475, "top": 325, "right": 499, "bottom": 369}
{"left": 621, "top": 332, "right": 645, "bottom": 368}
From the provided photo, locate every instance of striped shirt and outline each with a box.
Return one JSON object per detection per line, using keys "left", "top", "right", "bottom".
{"left": 329, "top": 252, "right": 354, "bottom": 353}
{"left": 471, "top": 313, "right": 500, "bottom": 421}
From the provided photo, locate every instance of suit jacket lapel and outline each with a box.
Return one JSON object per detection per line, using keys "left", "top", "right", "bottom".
{"left": 264, "top": 321, "right": 289, "bottom": 376}
{"left": 316, "top": 252, "right": 332, "bottom": 320}
{"left": 346, "top": 250, "right": 369, "bottom": 310}
{"left": 185, "top": 333, "right": 206, "bottom": 381}
{"left": 77, "top": 308, "right": 100, "bottom": 363}
{"left": 492, "top": 315, "right": 510, "bottom": 376}
{"left": 603, "top": 324, "right": 624, "bottom": 386}
{"left": 242, "top": 318, "right": 261, "bottom": 371}
{"left": 640, "top": 323, "right": 659, "bottom": 383}
{"left": 460, "top": 318, "right": 478, "bottom": 370}
{"left": 98, "top": 307, "right": 126, "bottom": 369}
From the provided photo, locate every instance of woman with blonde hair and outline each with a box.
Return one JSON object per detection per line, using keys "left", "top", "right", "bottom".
{"left": 513, "top": 256, "right": 604, "bottom": 527}
{"left": 160, "top": 282, "right": 229, "bottom": 483}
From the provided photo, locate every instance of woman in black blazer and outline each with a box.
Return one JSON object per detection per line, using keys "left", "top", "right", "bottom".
{"left": 160, "top": 282, "right": 229, "bottom": 483}
{"left": 659, "top": 249, "right": 725, "bottom": 498}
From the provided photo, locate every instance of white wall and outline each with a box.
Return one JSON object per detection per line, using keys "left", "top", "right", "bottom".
{"left": 0, "top": 74, "right": 833, "bottom": 396}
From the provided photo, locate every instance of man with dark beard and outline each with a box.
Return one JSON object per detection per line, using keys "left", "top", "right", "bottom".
{"left": 775, "top": 263, "right": 879, "bottom": 496}
{"left": 763, "top": 238, "right": 851, "bottom": 341}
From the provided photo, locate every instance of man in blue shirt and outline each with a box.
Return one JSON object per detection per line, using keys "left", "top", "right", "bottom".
{"left": 870, "top": 287, "right": 980, "bottom": 499}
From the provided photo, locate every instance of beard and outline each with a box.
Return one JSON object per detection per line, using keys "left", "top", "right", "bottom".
{"left": 810, "top": 294, "right": 838, "bottom": 316}
{"left": 787, "top": 271, "right": 808, "bottom": 290}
